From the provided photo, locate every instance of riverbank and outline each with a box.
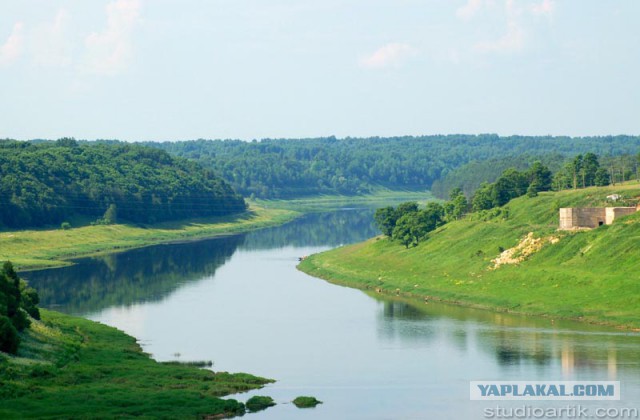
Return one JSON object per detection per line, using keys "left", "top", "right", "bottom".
{"left": 0, "top": 309, "right": 271, "bottom": 419}
{"left": 1, "top": 205, "right": 299, "bottom": 271}
{"left": 252, "top": 188, "right": 435, "bottom": 212}
{"left": 299, "top": 183, "right": 640, "bottom": 329}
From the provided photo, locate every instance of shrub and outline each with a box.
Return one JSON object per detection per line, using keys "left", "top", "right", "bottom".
{"left": 0, "top": 315, "right": 20, "bottom": 354}
{"left": 60, "top": 222, "right": 71, "bottom": 230}
{"left": 292, "top": 396, "right": 322, "bottom": 408}
{"left": 245, "top": 396, "right": 276, "bottom": 412}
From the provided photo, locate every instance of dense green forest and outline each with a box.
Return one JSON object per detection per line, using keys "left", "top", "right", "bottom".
{"left": 0, "top": 139, "right": 246, "bottom": 229}
{"left": 0, "top": 262, "right": 40, "bottom": 354}
{"left": 147, "top": 135, "right": 640, "bottom": 199}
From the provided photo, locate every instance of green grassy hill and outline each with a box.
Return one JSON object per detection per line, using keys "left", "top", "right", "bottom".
{"left": 0, "top": 310, "right": 271, "bottom": 419}
{"left": 299, "top": 183, "right": 640, "bottom": 328}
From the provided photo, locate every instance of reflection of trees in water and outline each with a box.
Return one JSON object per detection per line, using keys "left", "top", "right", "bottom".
{"left": 376, "top": 299, "right": 640, "bottom": 374}
{"left": 241, "top": 209, "right": 379, "bottom": 250}
{"left": 23, "top": 235, "right": 243, "bottom": 315}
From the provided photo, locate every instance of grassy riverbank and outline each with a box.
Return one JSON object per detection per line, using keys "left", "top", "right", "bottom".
{"left": 299, "top": 183, "right": 640, "bottom": 329}
{"left": 252, "top": 188, "right": 435, "bottom": 212}
{"left": 0, "top": 205, "right": 298, "bottom": 271}
{"left": 0, "top": 309, "right": 271, "bottom": 419}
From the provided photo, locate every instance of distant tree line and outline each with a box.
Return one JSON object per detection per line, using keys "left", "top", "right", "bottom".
{"left": 0, "top": 139, "right": 246, "bottom": 229}
{"left": 146, "top": 135, "right": 640, "bottom": 199}
{"left": 0, "top": 262, "right": 40, "bottom": 354}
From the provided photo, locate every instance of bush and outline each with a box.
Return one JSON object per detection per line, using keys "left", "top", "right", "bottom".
{"left": 60, "top": 222, "right": 71, "bottom": 230}
{"left": 0, "top": 315, "right": 20, "bottom": 354}
{"left": 245, "top": 396, "right": 276, "bottom": 412}
{"left": 292, "top": 396, "right": 322, "bottom": 408}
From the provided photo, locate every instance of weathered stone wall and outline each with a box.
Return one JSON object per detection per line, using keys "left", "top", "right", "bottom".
{"left": 559, "top": 208, "right": 576, "bottom": 230}
{"left": 559, "top": 208, "right": 605, "bottom": 229}
{"left": 560, "top": 207, "right": 637, "bottom": 229}
{"left": 605, "top": 207, "right": 636, "bottom": 225}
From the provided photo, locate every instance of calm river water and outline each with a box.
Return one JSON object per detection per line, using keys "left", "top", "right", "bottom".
{"left": 24, "top": 210, "right": 640, "bottom": 419}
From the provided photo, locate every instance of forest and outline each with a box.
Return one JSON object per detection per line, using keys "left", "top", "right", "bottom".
{"left": 0, "top": 139, "right": 246, "bottom": 229}
{"left": 147, "top": 135, "right": 640, "bottom": 199}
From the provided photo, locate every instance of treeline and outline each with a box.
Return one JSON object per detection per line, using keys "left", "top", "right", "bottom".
{"left": 147, "top": 135, "right": 640, "bottom": 199}
{"left": 433, "top": 153, "right": 640, "bottom": 199}
{"left": 377, "top": 152, "right": 619, "bottom": 247}
{"left": 0, "top": 139, "right": 246, "bottom": 229}
{"left": 0, "top": 262, "right": 40, "bottom": 354}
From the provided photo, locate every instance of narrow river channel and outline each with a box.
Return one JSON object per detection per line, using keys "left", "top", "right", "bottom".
{"left": 24, "top": 209, "right": 640, "bottom": 419}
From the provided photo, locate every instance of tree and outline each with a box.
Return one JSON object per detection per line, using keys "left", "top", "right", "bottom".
{"left": 595, "top": 168, "right": 610, "bottom": 186}
{"left": 491, "top": 168, "right": 528, "bottom": 207}
{"left": 392, "top": 214, "right": 417, "bottom": 248}
{"left": 103, "top": 204, "right": 118, "bottom": 224}
{"left": 472, "top": 183, "right": 494, "bottom": 211}
{"left": 445, "top": 188, "right": 468, "bottom": 221}
{"left": 394, "top": 202, "right": 419, "bottom": 219}
{"left": 571, "top": 154, "right": 583, "bottom": 189}
{"left": 527, "top": 181, "right": 539, "bottom": 197}
{"left": 526, "top": 161, "right": 552, "bottom": 191}
{"left": 374, "top": 206, "right": 397, "bottom": 237}
{"left": 0, "top": 315, "right": 19, "bottom": 354}
{"left": 582, "top": 153, "right": 599, "bottom": 187}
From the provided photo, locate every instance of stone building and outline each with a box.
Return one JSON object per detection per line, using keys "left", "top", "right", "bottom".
{"left": 559, "top": 206, "right": 637, "bottom": 230}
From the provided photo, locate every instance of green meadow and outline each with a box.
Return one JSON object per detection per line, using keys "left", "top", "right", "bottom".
{"left": 299, "top": 183, "right": 640, "bottom": 329}
{"left": 0, "top": 310, "right": 272, "bottom": 419}
{"left": 252, "top": 188, "right": 436, "bottom": 212}
{"left": 0, "top": 205, "right": 298, "bottom": 271}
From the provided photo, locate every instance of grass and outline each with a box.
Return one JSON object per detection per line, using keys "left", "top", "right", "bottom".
{"left": 252, "top": 188, "right": 436, "bottom": 212}
{"left": 299, "top": 182, "right": 640, "bottom": 329}
{"left": 0, "top": 309, "right": 273, "bottom": 419}
{"left": 0, "top": 204, "right": 299, "bottom": 271}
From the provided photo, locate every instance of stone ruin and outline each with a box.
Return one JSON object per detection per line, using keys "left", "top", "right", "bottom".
{"left": 559, "top": 206, "right": 638, "bottom": 230}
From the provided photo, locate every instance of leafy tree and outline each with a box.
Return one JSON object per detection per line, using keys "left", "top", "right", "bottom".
{"left": 595, "top": 167, "right": 610, "bottom": 186}
{"left": 472, "top": 183, "right": 494, "bottom": 211}
{"left": 582, "top": 153, "right": 599, "bottom": 187}
{"left": 374, "top": 207, "right": 397, "bottom": 237}
{"left": 392, "top": 214, "right": 417, "bottom": 248}
{"left": 526, "top": 161, "right": 552, "bottom": 191}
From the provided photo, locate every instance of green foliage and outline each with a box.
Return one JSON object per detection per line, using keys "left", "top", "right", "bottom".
{"left": 0, "top": 140, "right": 246, "bottom": 229}
{"left": 292, "top": 396, "right": 322, "bottom": 408}
{"left": 0, "top": 310, "right": 271, "bottom": 418}
{"left": 147, "top": 135, "right": 640, "bottom": 199}
{"left": 60, "top": 221, "right": 71, "bottom": 230}
{"left": 0, "top": 315, "right": 19, "bottom": 354}
{"left": 245, "top": 395, "right": 276, "bottom": 412}
{"left": 0, "top": 262, "right": 40, "bottom": 354}
{"left": 103, "top": 204, "right": 117, "bottom": 224}
{"left": 374, "top": 206, "right": 397, "bottom": 237}
{"left": 378, "top": 201, "right": 445, "bottom": 248}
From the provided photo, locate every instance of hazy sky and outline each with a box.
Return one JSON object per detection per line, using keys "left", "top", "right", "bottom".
{"left": 1, "top": 0, "right": 638, "bottom": 141}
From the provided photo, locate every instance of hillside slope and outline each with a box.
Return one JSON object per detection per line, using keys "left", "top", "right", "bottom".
{"left": 0, "top": 139, "right": 245, "bottom": 228}
{"left": 299, "top": 183, "right": 640, "bottom": 328}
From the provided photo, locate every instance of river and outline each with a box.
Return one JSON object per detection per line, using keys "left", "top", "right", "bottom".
{"left": 23, "top": 209, "right": 640, "bottom": 419}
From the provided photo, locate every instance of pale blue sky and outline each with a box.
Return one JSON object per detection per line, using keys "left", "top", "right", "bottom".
{"left": 1, "top": 0, "right": 638, "bottom": 141}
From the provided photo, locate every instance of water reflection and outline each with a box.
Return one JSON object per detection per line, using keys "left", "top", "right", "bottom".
{"left": 23, "top": 210, "right": 378, "bottom": 315}
{"left": 239, "top": 208, "right": 378, "bottom": 250}
{"left": 376, "top": 299, "right": 640, "bottom": 379}
{"left": 23, "top": 235, "right": 243, "bottom": 314}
